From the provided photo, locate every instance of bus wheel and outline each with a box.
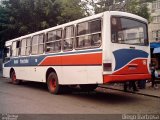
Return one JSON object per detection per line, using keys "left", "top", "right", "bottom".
{"left": 11, "top": 71, "right": 20, "bottom": 85}
{"left": 47, "top": 72, "right": 61, "bottom": 94}
{"left": 80, "top": 84, "right": 98, "bottom": 91}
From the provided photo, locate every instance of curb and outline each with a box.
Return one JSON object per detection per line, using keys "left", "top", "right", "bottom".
{"left": 99, "top": 86, "right": 160, "bottom": 99}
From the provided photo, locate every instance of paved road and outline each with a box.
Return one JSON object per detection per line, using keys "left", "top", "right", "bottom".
{"left": 0, "top": 77, "right": 160, "bottom": 114}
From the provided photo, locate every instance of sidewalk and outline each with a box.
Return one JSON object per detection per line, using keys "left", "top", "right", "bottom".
{"left": 100, "top": 82, "right": 160, "bottom": 98}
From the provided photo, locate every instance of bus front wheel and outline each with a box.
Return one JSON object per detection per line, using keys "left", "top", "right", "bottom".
{"left": 47, "top": 72, "right": 62, "bottom": 94}
{"left": 11, "top": 71, "right": 20, "bottom": 85}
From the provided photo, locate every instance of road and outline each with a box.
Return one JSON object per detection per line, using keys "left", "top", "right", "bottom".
{"left": 0, "top": 77, "right": 160, "bottom": 114}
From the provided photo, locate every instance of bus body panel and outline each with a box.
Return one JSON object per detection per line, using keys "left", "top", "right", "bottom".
{"left": 102, "top": 11, "right": 151, "bottom": 82}
{"left": 102, "top": 12, "right": 112, "bottom": 74}
{"left": 111, "top": 45, "right": 150, "bottom": 75}
{"left": 61, "top": 66, "right": 103, "bottom": 84}
{"left": 103, "top": 74, "right": 151, "bottom": 83}
{"left": 12, "top": 66, "right": 47, "bottom": 82}
{"left": 3, "top": 49, "right": 103, "bottom": 84}
{"left": 3, "top": 66, "right": 103, "bottom": 85}
{"left": 3, "top": 67, "right": 11, "bottom": 78}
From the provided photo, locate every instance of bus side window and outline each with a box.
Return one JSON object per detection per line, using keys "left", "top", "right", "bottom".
{"left": 32, "top": 35, "right": 39, "bottom": 54}
{"left": 31, "top": 34, "right": 44, "bottom": 55}
{"left": 20, "top": 38, "right": 27, "bottom": 56}
{"left": 76, "top": 19, "right": 101, "bottom": 49}
{"left": 38, "top": 34, "right": 44, "bottom": 54}
{"left": 20, "top": 37, "right": 31, "bottom": 56}
{"left": 5, "top": 47, "right": 10, "bottom": 57}
{"left": 17, "top": 41, "right": 20, "bottom": 56}
{"left": 26, "top": 37, "right": 31, "bottom": 55}
{"left": 63, "top": 26, "right": 74, "bottom": 51}
{"left": 76, "top": 22, "right": 89, "bottom": 48}
{"left": 46, "top": 29, "right": 62, "bottom": 53}
{"left": 12, "top": 40, "right": 20, "bottom": 57}
{"left": 89, "top": 19, "right": 101, "bottom": 46}
{"left": 3, "top": 46, "right": 11, "bottom": 62}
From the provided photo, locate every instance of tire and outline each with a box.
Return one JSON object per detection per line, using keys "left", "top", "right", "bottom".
{"left": 80, "top": 84, "right": 98, "bottom": 91}
{"left": 11, "top": 70, "right": 20, "bottom": 85}
{"left": 47, "top": 72, "right": 62, "bottom": 94}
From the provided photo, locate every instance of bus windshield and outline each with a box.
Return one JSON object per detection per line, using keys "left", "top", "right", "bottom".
{"left": 111, "top": 16, "right": 148, "bottom": 46}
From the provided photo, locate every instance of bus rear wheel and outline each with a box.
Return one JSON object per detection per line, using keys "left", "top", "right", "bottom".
{"left": 47, "top": 72, "right": 62, "bottom": 94}
{"left": 11, "top": 71, "right": 20, "bottom": 85}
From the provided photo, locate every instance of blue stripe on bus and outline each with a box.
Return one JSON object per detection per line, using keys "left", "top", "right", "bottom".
{"left": 4, "top": 49, "right": 102, "bottom": 67}
{"left": 113, "top": 49, "right": 149, "bottom": 71}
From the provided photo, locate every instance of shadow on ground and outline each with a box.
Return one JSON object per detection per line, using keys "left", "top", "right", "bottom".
{"left": 5, "top": 79, "right": 138, "bottom": 104}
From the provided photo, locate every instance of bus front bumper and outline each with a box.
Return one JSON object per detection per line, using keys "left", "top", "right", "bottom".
{"left": 103, "top": 74, "right": 151, "bottom": 83}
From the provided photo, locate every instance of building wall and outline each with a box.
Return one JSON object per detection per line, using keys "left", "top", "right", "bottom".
{"left": 148, "top": 0, "right": 160, "bottom": 42}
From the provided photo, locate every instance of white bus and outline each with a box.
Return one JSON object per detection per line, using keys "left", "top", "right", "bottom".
{"left": 3, "top": 11, "right": 151, "bottom": 94}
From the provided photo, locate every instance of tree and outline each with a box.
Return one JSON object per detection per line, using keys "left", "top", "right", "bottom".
{"left": 0, "top": 0, "right": 85, "bottom": 48}
{"left": 81, "top": 0, "right": 156, "bottom": 21}
{"left": 57, "top": 0, "right": 86, "bottom": 24}
{"left": 1, "top": 0, "right": 61, "bottom": 34}
{"left": 0, "top": 4, "right": 10, "bottom": 48}
{"left": 81, "top": 0, "right": 124, "bottom": 15}
{"left": 125, "top": 0, "right": 151, "bottom": 21}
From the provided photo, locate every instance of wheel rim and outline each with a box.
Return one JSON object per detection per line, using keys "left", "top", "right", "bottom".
{"left": 49, "top": 78, "right": 56, "bottom": 92}
{"left": 12, "top": 72, "right": 16, "bottom": 83}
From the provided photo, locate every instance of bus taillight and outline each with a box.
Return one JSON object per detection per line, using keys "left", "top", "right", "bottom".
{"left": 103, "top": 63, "right": 112, "bottom": 71}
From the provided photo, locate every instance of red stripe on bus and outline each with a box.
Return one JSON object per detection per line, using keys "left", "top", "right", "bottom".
{"left": 103, "top": 74, "right": 151, "bottom": 83}
{"left": 39, "top": 53, "right": 102, "bottom": 66}
{"left": 113, "top": 59, "right": 149, "bottom": 75}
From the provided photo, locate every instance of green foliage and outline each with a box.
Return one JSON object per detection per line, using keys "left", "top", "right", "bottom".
{"left": 0, "top": 4, "right": 9, "bottom": 47}
{"left": 0, "top": 0, "right": 61, "bottom": 48}
{"left": 57, "top": 0, "right": 85, "bottom": 24}
{"left": 81, "top": 0, "right": 124, "bottom": 14}
{"left": 125, "top": 0, "right": 150, "bottom": 21}
{"left": 0, "top": 0, "right": 85, "bottom": 48}
{"left": 91, "top": 0, "right": 111, "bottom": 13}
{"left": 82, "top": 0, "right": 156, "bottom": 21}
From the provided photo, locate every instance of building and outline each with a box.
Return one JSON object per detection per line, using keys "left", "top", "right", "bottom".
{"left": 148, "top": 0, "right": 160, "bottom": 42}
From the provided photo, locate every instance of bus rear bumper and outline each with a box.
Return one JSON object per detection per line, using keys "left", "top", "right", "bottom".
{"left": 103, "top": 74, "right": 151, "bottom": 83}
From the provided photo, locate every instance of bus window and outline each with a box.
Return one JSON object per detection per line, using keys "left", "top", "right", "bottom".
{"left": 63, "top": 26, "right": 74, "bottom": 51}
{"left": 20, "top": 37, "right": 31, "bottom": 56}
{"left": 12, "top": 40, "right": 20, "bottom": 57}
{"left": 38, "top": 34, "right": 44, "bottom": 54}
{"left": 111, "top": 17, "right": 148, "bottom": 46}
{"left": 76, "top": 19, "right": 101, "bottom": 49}
{"left": 46, "top": 29, "right": 62, "bottom": 53}
{"left": 32, "top": 35, "right": 39, "bottom": 55}
{"left": 12, "top": 42, "right": 16, "bottom": 57}
{"left": 6, "top": 47, "right": 10, "bottom": 58}
{"left": 21, "top": 39, "right": 27, "bottom": 56}
{"left": 31, "top": 34, "right": 44, "bottom": 55}
{"left": 3, "top": 46, "right": 11, "bottom": 62}
{"left": 26, "top": 37, "right": 31, "bottom": 55}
